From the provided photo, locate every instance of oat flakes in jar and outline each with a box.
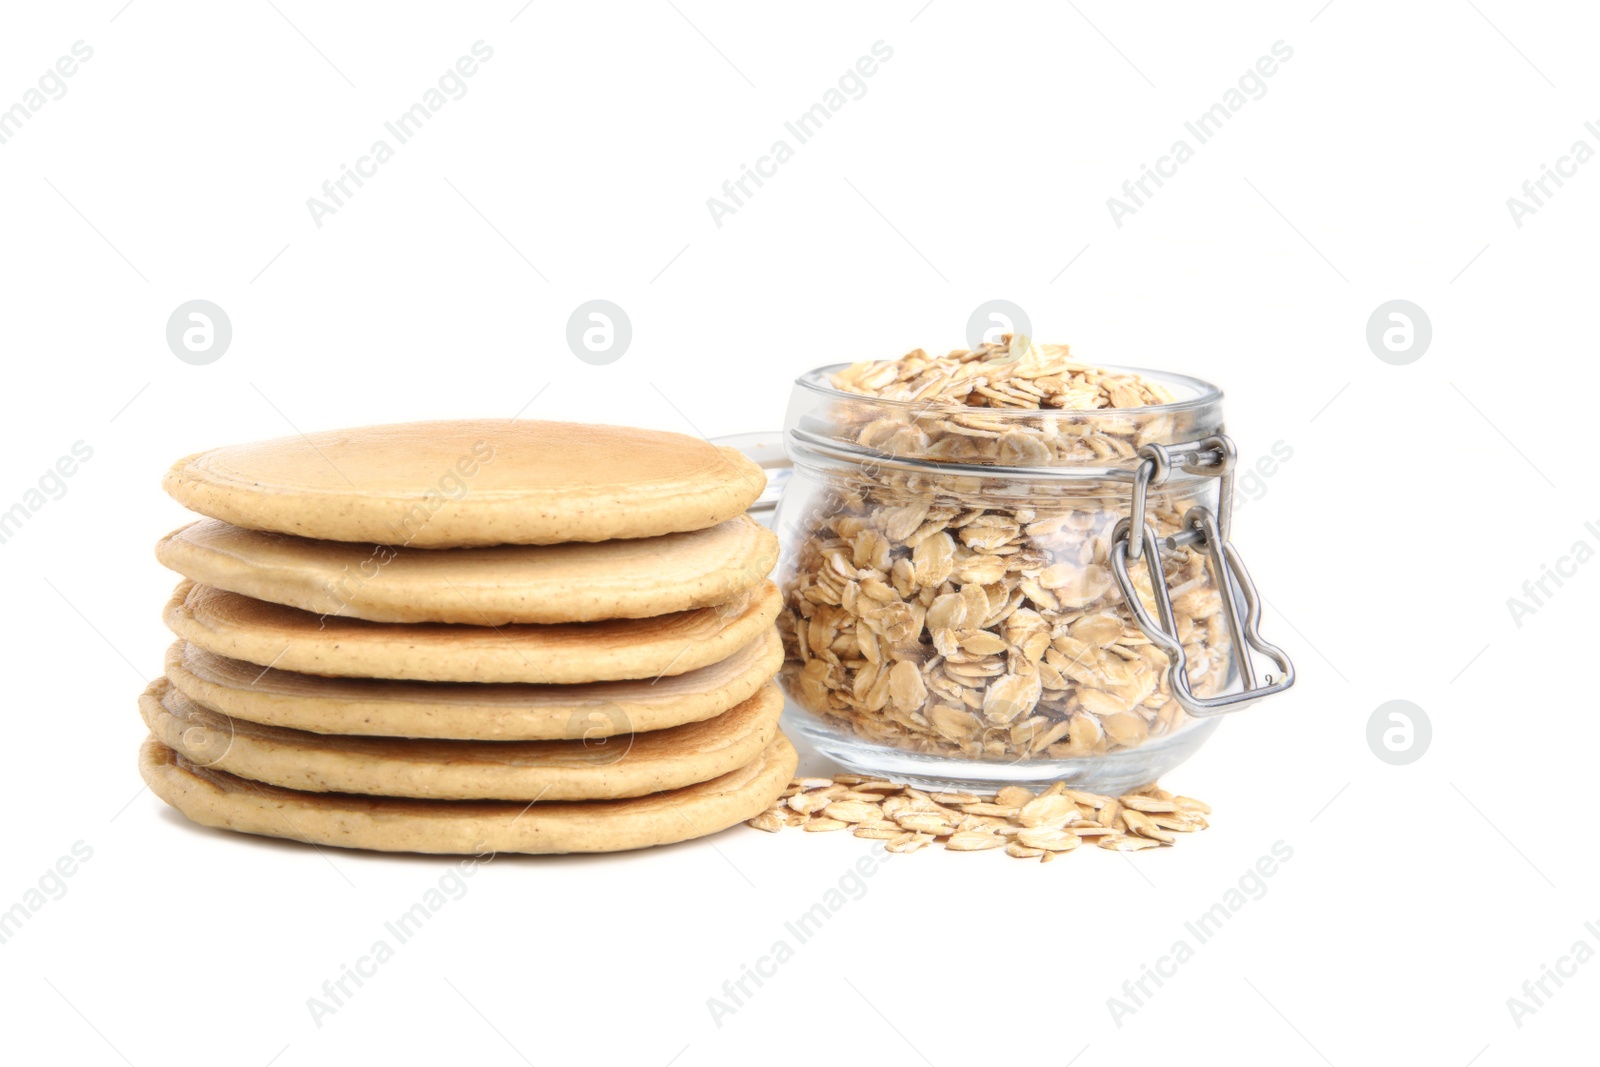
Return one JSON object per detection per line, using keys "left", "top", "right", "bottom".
{"left": 773, "top": 336, "right": 1294, "bottom": 793}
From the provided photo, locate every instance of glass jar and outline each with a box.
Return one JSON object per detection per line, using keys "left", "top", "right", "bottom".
{"left": 771, "top": 364, "right": 1293, "bottom": 793}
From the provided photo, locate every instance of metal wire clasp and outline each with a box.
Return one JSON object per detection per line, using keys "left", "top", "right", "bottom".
{"left": 1108, "top": 435, "right": 1295, "bottom": 718}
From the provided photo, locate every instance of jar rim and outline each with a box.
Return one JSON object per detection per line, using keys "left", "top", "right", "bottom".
{"left": 792, "top": 362, "right": 1224, "bottom": 417}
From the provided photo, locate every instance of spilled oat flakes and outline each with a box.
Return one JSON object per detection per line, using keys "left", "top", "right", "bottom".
{"left": 747, "top": 774, "right": 1211, "bottom": 861}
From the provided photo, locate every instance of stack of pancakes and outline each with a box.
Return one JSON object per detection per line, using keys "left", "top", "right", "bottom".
{"left": 138, "top": 419, "right": 798, "bottom": 854}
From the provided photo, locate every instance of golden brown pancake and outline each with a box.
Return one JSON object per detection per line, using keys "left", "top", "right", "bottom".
{"left": 161, "top": 632, "right": 783, "bottom": 739}
{"left": 155, "top": 515, "right": 776, "bottom": 624}
{"left": 163, "top": 580, "right": 782, "bottom": 684}
{"left": 140, "top": 676, "right": 783, "bottom": 801}
{"left": 139, "top": 733, "right": 798, "bottom": 854}
{"left": 161, "top": 419, "right": 766, "bottom": 547}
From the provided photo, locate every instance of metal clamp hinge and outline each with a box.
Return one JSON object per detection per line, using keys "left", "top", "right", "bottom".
{"left": 1108, "top": 435, "right": 1295, "bottom": 718}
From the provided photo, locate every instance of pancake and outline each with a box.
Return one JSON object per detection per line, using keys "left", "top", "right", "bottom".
{"left": 163, "top": 580, "right": 782, "bottom": 684}
{"left": 140, "top": 677, "right": 784, "bottom": 801}
{"left": 161, "top": 419, "right": 765, "bottom": 547}
{"left": 139, "top": 733, "right": 798, "bottom": 854}
{"left": 155, "top": 515, "right": 777, "bottom": 624}
{"left": 162, "top": 632, "right": 782, "bottom": 739}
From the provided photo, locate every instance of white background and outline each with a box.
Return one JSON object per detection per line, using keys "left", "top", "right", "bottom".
{"left": 1, "top": 1, "right": 1596, "bottom": 1063}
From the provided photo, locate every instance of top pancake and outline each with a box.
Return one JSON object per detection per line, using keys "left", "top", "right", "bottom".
{"left": 162, "top": 419, "right": 767, "bottom": 547}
